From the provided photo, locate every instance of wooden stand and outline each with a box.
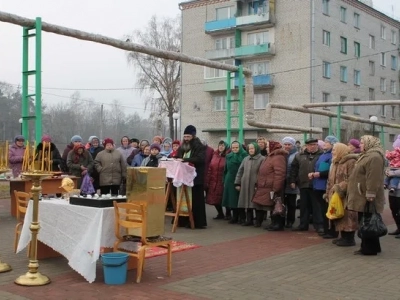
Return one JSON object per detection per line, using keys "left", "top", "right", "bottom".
{"left": 165, "top": 182, "right": 194, "bottom": 233}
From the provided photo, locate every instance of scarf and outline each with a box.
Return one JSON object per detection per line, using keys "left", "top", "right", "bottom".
{"left": 227, "top": 141, "right": 248, "bottom": 164}
{"left": 248, "top": 142, "right": 260, "bottom": 157}
{"left": 357, "top": 135, "right": 385, "bottom": 164}
{"left": 332, "top": 143, "right": 350, "bottom": 163}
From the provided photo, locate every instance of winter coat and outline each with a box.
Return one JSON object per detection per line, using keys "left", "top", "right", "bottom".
{"left": 235, "top": 153, "right": 265, "bottom": 209}
{"left": 66, "top": 149, "right": 94, "bottom": 188}
{"left": 36, "top": 142, "right": 63, "bottom": 172}
{"left": 88, "top": 146, "right": 104, "bottom": 190}
{"left": 204, "top": 145, "right": 214, "bottom": 185}
{"left": 289, "top": 149, "right": 322, "bottom": 189}
{"left": 326, "top": 154, "right": 358, "bottom": 206}
{"left": 346, "top": 151, "right": 385, "bottom": 213}
{"left": 132, "top": 152, "right": 147, "bottom": 167}
{"left": 141, "top": 154, "right": 162, "bottom": 167}
{"left": 61, "top": 143, "right": 74, "bottom": 172}
{"left": 9, "top": 144, "right": 25, "bottom": 177}
{"left": 205, "top": 150, "right": 226, "bottom": 206}
{"left": 285, "top": 149, "right": 299, "bottom": 194}
{"left": 176, "top": 137, "right": 206, "bottom": 186}
{"left": 252, "top": 149, "right": 287, "bottom": 208}
{"left": 94, "top": 149, "right": 127, "bottom": 187}
{"left": 386, "top": 168, "right": 400, "bottom": 198}
{"left": 117, "top": 145, "right": 133, "bottom": 163}
{"left": 313, "top": 149, "right": 332, "bottom": 191}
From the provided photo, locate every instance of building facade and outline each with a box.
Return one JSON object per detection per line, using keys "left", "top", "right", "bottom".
{"left": 180, "top": 0, "right": 400, "bottom": 147}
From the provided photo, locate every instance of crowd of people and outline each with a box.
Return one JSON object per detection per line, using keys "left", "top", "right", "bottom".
{"left": 8, "top": 125, "right": 400, "bottom": 256}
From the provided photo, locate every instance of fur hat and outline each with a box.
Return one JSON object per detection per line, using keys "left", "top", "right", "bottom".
{"left": 71, "top": 135, "right": 83, "bottom": 143}
{"left": 183, "top": 125, "right": 196, "bottom": 136}
{"left": 282, "top": 137, "right": 296, "bottom": 146}
{"left": 150, "top": 143, "right": 161, "bottom": 152}
{"left": 103, "top": 138, "right": 114, "bottom": 146}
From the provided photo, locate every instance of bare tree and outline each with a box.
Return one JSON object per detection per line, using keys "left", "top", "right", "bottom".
{"left": 126, "top": 15, "right": 181, "bottom": 138}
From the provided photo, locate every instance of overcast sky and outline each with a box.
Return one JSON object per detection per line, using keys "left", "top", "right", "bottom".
{"left": 0, "top": 0, "right": 399, "bottom": 116}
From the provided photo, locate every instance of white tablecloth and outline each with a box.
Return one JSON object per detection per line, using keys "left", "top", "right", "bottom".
{"left": 17, "top": 199, "right": 115, "bottom": 283}
{"left": 159, "top": 160, "right": 197, "bottom": 187}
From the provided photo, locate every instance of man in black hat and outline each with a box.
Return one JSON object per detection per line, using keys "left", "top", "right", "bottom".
{"left": 175, "top": 125, "right": 207, "bottom": 229}
{"left": 289, "top": 138, "right": 323, "bottom": 233}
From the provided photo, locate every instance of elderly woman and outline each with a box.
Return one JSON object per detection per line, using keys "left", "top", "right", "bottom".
{"left": 67, "top": 143, "right": 94, "bottom": 188}
{"left": 347, "top": 138, "right": 361, "bottom": 154}
{"left": 326, "top": 143, "right": 358, "bottom": 246}
{"left": 9, "top": 135, "right": 26, "bottom": 178}
{"left": 347, "top": 135, "right": 385, "bottom": 255}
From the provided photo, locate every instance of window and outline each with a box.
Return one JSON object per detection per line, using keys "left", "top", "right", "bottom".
{"left": 390, "top": 80, "right": 396, "bottom": 94}
{"left": 354, "top": 70, "right": 360, "bottom": 86}
{"left": 247, "top": 31, "right": 269, "bottom": 45}
{"left": 216, "top": 6, "right": 234, "bottom": 20}
{"left": 213, "top": 95, "right": 227, "bottom": 111}
{"left": 254, "top": 93, "right": 269, "bottom": 110}
{"left": 369, "top": 88, "right": 375, "bottom": 100}
{"left": 340, "top": 66, "right": 347, "bottom": 82}
{"left": 340, "top": 37, "right": 347, "bottom": 54}
{"left": 323, "top": 61, "right": 331, "bottom": 78}
{"left": 340, "top": 6, "right": 347, "bottom": 23}
{"left": 215, "top": 37, "right": 234, "bottom": 50}
{"left": 369, "top": 35, "right": 375, "bottom": 49}
{"left": 369, "top": 61, "right": 375, "bottom": 76}
{"left": 322, "top": 30, "right": 330, "bottom": 46}
{"left": 204, "top": 59, "right": 234, "bottom": 78}
{"left": 381, "top": 25, "right": 386, "bottom": 39}
{"left": 322, "top": 92, "right": 330, "bottom": 109}
{"left": 391, "top": 55, "right": 397, "bottom": 70}
{"left": 354, "top": 13, "right": 360, "bottom": 28}
{"left": 381, "top": 105, "right": 387, "bottom": 117}
{"left": 247, "top": 61, "right": 269, "bottom": 75}
{"left": 381, "top": 52, "right": 386, "bottom": 66}
{"left": 353, "top": 98, "right": 360, "bottom": 115}
{"left": 340, "top": 96, "right": 347, "bottom": 113}
{"left": 322, "top": 0, "right": 330, "bottom": 15}
{"left": 354, "top": 42, "right": 360, "bottom": 58}
{"left": 391, "top": 30, "right": 397, "bottom": 45}
{"left": 390, "top": 134, "right": 396, "bottom": 142}
{"left": 391, "top": 106, "right": 396, "bottom": 119}
{"left": 380, "top": 78, "right": 387, "bottom": 92}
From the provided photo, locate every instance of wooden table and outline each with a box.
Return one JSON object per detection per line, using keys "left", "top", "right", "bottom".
{"left": 9, "top": 176, "right": 79, "bottom": 217}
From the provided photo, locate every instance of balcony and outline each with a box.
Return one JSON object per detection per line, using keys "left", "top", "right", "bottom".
{"left": 234, "top": 74, "right": 273, "bottom": 89}
{"left": 236, "top": 12, "right": 272, "bottom": 28}
{"left": 204, "top": 78, "right": 235, "bottom": 92}
{"left": 204, "top": 18, "right": 236, "bottom": 34}
{"left": 235, "top": 43, "right": 273, "bottom": 58}
{"left": 205, "top": 48, "right": 235, "bottom": 60}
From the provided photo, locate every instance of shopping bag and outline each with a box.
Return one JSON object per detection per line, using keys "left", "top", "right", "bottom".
{"left": 272, "top": 196, "right": 286, "bottom": 217}
{"left": 80, "top": 174, "right": 95, "bottom": 195}
{"left": 326, "top": 192, "right": 344, "bottom": 220}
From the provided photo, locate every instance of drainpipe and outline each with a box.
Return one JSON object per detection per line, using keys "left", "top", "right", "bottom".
{"left": 310, "top": 0, "right": 315, "bottom": 132}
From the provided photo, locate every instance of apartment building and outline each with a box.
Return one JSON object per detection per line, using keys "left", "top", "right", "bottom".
{"left": 179, "top": 0, "right": 400, "bottom": 147}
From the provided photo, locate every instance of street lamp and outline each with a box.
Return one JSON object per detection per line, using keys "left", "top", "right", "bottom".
{"left": 369, "top": 115, "right": 378, "bottom": 137}
{"left": 18, "top": 118, "right": 23, "bottom": 136}
{"left": 172, "top": 112, "right": 180, "bottom": 140}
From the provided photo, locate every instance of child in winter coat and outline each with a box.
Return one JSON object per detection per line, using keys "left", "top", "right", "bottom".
{"left": 384, "top": 135, "right": 400, "bottom": 192}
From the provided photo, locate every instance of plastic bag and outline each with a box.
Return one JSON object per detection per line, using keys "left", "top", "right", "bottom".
{"left": 326, "top": 192, "right": 344, "bottom": 220}
{"left": 272, "top": 196, "right": 286, "bottom": 217}
{"left": 80, "top": 174, "right": 95, "bottom": 195}
{"left": 357, "top": 202, "right": 387, "bottom": 239}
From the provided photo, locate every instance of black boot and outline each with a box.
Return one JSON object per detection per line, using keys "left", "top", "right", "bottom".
{"left": 254, "top": 210, "right": 264, "bottom": 227}
{"left": 213, "top": 205, "right": 224, "bottom": 220}
{"left": 267, "top": 216, "right": 284, "bottom": 231}
{"left": 242, "top": 209, "right": 254, "bottom": 226}
{"left": 228, "top": 208, "right": 238, "bottom": 224}
{"left": 224, "top": 208, "right": 232, "bottom": 220}
{"left": 336, "top": 231, "right": 356, "bottom": 247}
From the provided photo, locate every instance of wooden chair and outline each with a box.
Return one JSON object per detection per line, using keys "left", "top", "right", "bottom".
{"left": 113, "top": 201, "right": 172, "bottom": 283}
{"left": 13, "top": 190, "right": 31, "bottom": 253}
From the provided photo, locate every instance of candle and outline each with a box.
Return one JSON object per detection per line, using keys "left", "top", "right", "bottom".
{"left": 31, "top": 142, "right": 36, "bottom": 171}
{"left": 5, "top": 140, "right": 8, "bottom": 167}
{"left": 0, "top": 147, "right": 3, "bottom": 168}
{"left": 48, "top": 144, "right": 51, "bottom": 171}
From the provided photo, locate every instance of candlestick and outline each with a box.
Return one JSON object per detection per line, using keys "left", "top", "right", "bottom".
{"left": 0, "top": 169, "right": 11, "bottom": 272}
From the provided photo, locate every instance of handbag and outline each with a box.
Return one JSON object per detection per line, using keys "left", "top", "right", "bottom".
{"left": 357, "top": 202, "right": 387, "bottom": 239}
{"left": 272, "top": 196, "right": 286, "bottom": 217}
{"left": 326, "top": 192, "right": 344, "bottom": 220}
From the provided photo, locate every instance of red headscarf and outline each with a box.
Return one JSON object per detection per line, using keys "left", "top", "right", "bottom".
{"left": 268, "top": 140, "right": 282, "bottom": 153}
{"left": 73, "top": 143, "right": 85, "bottom": 163}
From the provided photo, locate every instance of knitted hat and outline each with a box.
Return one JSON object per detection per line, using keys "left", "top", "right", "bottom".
{"left": 88, "top": 136, "right": 99, "bottom": 143}
{"left": 153, "top": 136, "right": 163, "bottom": 144}
{"left": 282, "top": 136, "right": 296, "bottom": 146}
{"left": 393, "top": 135, "right": 400, "bottom": 149}
{"left": 348, "top": 138, "right": 360, "bottom": 149}
{"left": 324, "top": 135, "right": 339, "bottom": 145}
{"left": 103, "top": 138, "right": 114, "bottom": 146}
{"left": 14, "top": 135, "right": 25, "bottom": 142}
{"left": 41, "top": 135, "right": 52, "bottom": 143}
{"left": 130, "top": 138, "right": 140, "bottom": 144}
{"left": 172, "top": 140, "right": 181, "bottom": 146}
{"left": 183, "top": 125, "right": 196, "bottom": 136}
{"left": 318, "top": 140, "right": 325, "bottom": 149}
{"left": 150, "top": 143, "right": 161, "bottom": 151}
{"left": 71, "top": 135, "right": 82, "bottom": 143}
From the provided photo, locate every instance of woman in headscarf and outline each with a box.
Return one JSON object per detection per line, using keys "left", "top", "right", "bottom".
{"left": 87, "top": 136, "right": 104, "bottom": 190}
{"left": 169, "top": 140, "right": 181, "bottom": 158}
{"left": 66, "top": 143, "right": 94, "bottom": 188}
{"left": 222, "top": 141, "right": 248, "bottom": 223}
{"left": 36, "top": 135, "right": 63, "bottom": 172}
{"left": 346, "top": 135, "right": 385, "bottom": 255}
{"left": 206, "top": 141, "right": 230, "bottom": 219}
{"left": 160, "top": 141, "right": 173, "bottom": 157}
{"left": 348, "top": 138, "right": 361, "bottom": 154}
{"left": 116, "top": 136, "right": 132, "bottom": 162}
{"left": 235, "top": 142, "right": 265, "bottom": 226}
{"left": 9, "top": 135, "right": 26, "bottom": 178}
{"left": 252, "top": 141, "right": 287, "bottom": 229}
{"left": 326, "top": 143, "right": 358, "bottom": 247}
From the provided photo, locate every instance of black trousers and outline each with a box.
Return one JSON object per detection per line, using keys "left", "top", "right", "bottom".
{"left": 358, "top": 212, "right": 381, "bottom": 255}
{"left": 389, "top": 195, "right": 400, "bottom": 229}
{"left": 315, "top": 190, "right": 336, "bottom": 235}
{"left": 284, "top": 193, "right": 297, "bottom": 224}
{"left": 100, "top": 185, "right": 119, "bottom": 195}
{"left": 299, "top": 188, "right": 322, "bottom": 229}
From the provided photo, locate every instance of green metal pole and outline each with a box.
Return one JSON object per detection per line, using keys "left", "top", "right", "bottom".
{"left": 22, "top": 28, "right": 29, "bottom": 140}
{"left": 328, "top": 117, "right": 332, "bottom": 135}
{"left": 380, "top": 126, "right": 385, "bottom": 148}
{"left": 238, "top": 65, "right": 244, "bottom": 144}
{"left": 35, "top": 17, "right": 42, "bottom": 142}
{"left": 226, "top": 72, "right": 232, "bottom": 145}
{"left": 336, "top": 106, "right": 342, "bottom": 141}
{"left": 303, "top": 132, "right": 307, "bottom": 142}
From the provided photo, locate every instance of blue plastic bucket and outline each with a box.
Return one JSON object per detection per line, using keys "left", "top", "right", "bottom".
{"left": 101, "top": 252, "right": 129, "bottom": 285}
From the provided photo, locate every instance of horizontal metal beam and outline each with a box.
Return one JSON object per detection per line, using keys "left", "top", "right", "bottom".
{"left": 304, "top": 100, "right": 400, "bottom": 108}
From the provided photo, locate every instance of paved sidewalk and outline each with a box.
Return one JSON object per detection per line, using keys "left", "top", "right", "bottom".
{"left": 0, "top": 196, "right": 399, "bottom": 300}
